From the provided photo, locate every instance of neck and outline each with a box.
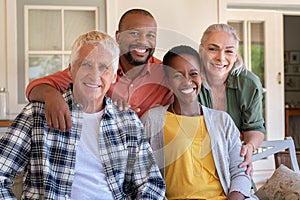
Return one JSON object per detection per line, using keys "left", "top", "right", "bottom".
{"left": 170, "top": 100, "right": 201, "bottom": 116}
{"left": 79, "top": 100, "right": 104, "bottom": 113}
{"left": 207, "top": 75, "right": 227, "bottom": 88}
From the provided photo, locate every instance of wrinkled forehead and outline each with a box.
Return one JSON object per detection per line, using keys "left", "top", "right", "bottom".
{"left": 203, "top": 31, "right": 238, "bottom": 48}
{"left": 77, "top": 44, "right": 112, "bottom": 62}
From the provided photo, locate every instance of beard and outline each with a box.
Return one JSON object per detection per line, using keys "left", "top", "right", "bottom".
{"left": 124, "top": 48, "right": 154, "bottom": 66}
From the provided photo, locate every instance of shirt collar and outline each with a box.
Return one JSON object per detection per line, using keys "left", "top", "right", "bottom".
{"left": 226, "top": 73, "right": 238, "bottom": 89}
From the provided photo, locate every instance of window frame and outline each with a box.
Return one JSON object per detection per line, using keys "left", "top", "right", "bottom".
{"left": 24, "top": 5, "right": 98, "bottom": 86}
{"left": 11, "top": 0, "right": 106, "bottom": 108}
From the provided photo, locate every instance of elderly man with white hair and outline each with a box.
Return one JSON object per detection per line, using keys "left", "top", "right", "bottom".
{"left": 0, "top": 30, "right": 165, "bottom": 200}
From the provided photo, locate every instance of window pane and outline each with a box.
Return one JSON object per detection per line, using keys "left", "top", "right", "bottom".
{"left": 251, "top": 22, "right": 265, "bottom": 87}
{"left": 64, "top": 54, "right": 70, "bottom": 69}
{"left": 64, "top": 10, "right": 96, "bottom": 50}
{"left": 28, "top": 55, "right": 62, "bottom": 82}
{"left": 228, "top": 21, "right": 266, "bottom": 123}
{"left": 250, "top": 22, "right": 266, "bottom": 126}
{"left": 29, "top": 10, "right": 62, "bottom": 50}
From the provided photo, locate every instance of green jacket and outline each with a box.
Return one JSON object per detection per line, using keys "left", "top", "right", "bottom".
{"left": 199, "top": 70, "right": 266, "bottom": 134}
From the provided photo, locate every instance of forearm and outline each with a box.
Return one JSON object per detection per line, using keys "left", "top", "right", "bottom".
{"left": 28, "top": 84, "right": 62, "bottom": 103}
{"left": 26, "top": 68, "right": 71, "bottom": 100}
{"left": 228, "top": 131, "right": 252, "bottom": 196}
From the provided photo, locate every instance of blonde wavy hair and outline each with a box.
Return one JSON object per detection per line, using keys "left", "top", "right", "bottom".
{"left": 69, "top": 30, "right": 120, "bottom": 73}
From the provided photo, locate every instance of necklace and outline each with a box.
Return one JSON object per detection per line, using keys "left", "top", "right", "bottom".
{"left": 170, "top": 104, "right": 204, "bottom": 176}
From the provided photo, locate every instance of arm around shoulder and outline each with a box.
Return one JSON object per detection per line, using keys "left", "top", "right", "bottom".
{"left": 27, "top": 84, "right": 72, "bottom": 131}
{"left": 27, "top": 84, "right": 62, "bottom": 102}
{"left": 26, "top": 68, "right": 71, "bottom": 101}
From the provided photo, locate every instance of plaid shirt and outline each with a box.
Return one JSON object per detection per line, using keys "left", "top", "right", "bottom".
{"left": 0, "top": 87, "right": 165, "bottom": 200}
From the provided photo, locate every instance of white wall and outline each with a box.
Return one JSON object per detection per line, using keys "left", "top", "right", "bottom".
{"left": 3, "top": 0, "right": 19, "bottom": 114}
{"left": 0, "top": 0, "right": 6, "bottom": 89}
{"left": 106, "top": 0, "right": 222, "bottom": 59}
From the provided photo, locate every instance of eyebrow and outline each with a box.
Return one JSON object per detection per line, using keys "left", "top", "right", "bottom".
{"left": 128, "top": 27, "right": 156, "bottom": 33}
{"left": 208, "top": 43, "right": 236, "bottom": 49}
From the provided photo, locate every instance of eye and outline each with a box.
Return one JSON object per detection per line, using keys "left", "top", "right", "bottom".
{"left": 129, "top": 31, "right": 140, "bottom": 37}
{"left": 146, "top": 33, "right": 156, "bottom": 40}
{"left": 100, "top": 64, "right": 110, "bottom": 70}
{"left": 208, "top": 47, "right": 218, "bottom": 52}
{"left": 173, "top": 72, "right": 184, "bottom": 79}
{"left": 190, "top": 71, "right": 200, "bottom": 77}
{"left": 225, "top": 49, "right": 235, "bottom": 54}
{"left": 81, "top": 61, "right": 91, "bottom": 67}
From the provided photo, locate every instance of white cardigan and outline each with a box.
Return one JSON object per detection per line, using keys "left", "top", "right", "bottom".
{"left": 141, "top": 105, "right": 258, "bottom": 199}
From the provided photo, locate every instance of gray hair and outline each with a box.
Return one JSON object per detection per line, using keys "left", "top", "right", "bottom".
{"left": 69, "top": 30, "right": 119, "bottom": 73}
{"left": 200, "top": 23, "right": 245, "bottom": 75}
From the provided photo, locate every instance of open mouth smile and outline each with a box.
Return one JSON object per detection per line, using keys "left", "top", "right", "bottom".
{"left": 130, "top": 45, "right": 151, "bottom": 55}
{"left": 181, "top": 87, "right": 196, "bottom": 94}
{"left": 84, "top": 83, "right": 101, "bottom": 88}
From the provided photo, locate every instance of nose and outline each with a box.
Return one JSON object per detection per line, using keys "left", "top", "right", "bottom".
{"left": 216, "top": 51, "right": 226, "bottom": 61}
{"left": 90, "top": 66, "right": 106, "bottom": 80}
{"left": 183, "top": 75, "right": 193, "bottom": 85}
{"left": 136, "top": 33, "right": 148, "bottom": 44}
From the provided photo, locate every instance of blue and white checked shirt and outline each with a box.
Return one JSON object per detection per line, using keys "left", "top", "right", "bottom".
{"left": 0, "top": 87, "right": 165, "bottom": 200}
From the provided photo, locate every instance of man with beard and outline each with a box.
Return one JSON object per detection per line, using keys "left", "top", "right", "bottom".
{"left": 25, "top": 9, "right": 173, "bottom": 131}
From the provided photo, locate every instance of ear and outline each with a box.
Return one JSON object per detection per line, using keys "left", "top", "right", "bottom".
{"left": 234, "top": 53, "right": 238, "bottom": 62}
{"left": 111, "top": 73, "right": 117, "bottom": 84}
{"left": 115, "top": 31, "right": 121, "bottom": 44}
{"left": 68, "top": 64, "right": 72, "bottom": 77}
{"left": 199, "top": 44, "right": 204, "bottom": 54}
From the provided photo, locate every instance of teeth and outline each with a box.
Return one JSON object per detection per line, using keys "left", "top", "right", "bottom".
{"left": 214, "top": 64, "right": 225, "bottom": 68}
{"left": 84, "top": 83, "right": 101, "bottom": 88}
{"left": 181, "top": 88, "right": 194, "bottom": 94}
{"left": 134, "top": 48, "right": 147, "bottom": 53}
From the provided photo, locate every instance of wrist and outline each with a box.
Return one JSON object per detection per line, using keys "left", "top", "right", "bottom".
{"left": 247, "top": 142, "right": 256, "bottom": 153}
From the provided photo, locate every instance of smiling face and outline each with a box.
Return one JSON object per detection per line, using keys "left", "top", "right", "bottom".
{"left": 70, "top": 43, "right": 116, "bottom": 113}
{"left": 200, "top": 30, "right": 238, "bottom": 80}
{"left": 166, "top": 54, "right": 202, "bottom": 106}
{"left": 116, "top": 13, "right": 157, "bottom": 66}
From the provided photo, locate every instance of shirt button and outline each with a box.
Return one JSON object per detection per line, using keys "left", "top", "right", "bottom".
{"left": 65, "top": 194, "right": 69, "bottom": 199}
{"left": 130, "top": 84, "right": 134, "bottom": 87}
{"left": 69, "top": 169, "right": 74, "bottom": 174}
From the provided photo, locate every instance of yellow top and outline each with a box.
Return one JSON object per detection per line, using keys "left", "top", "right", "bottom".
{"left": 164, "top": 111, "right": 226, "bottom": 200}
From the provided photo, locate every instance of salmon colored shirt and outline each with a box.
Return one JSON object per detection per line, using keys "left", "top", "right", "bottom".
{"left": 26, "top": 56, "right": 173, "bottom": 117}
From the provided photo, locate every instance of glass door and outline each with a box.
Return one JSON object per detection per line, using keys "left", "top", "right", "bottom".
{"left": 227, "top": 9, "right": 284, "bottom": 141}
